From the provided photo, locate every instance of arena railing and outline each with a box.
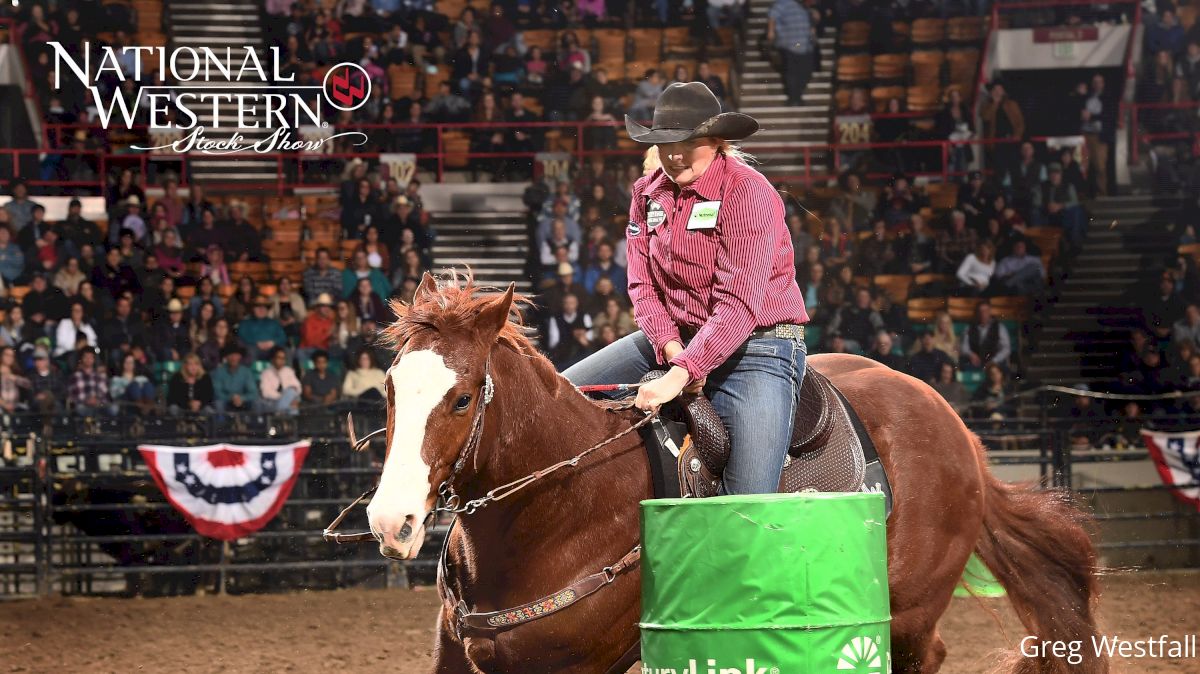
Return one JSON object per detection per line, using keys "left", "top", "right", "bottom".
{"left": 1125, "top": 100, "right": 1200, "bottom": 165}
{"left": 15, "top": 122, "right": 1079, "bottom": 195}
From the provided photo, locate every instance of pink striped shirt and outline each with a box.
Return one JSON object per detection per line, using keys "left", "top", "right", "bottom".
{"left": 626, "top": 154, "right": 809, "bottom": 381}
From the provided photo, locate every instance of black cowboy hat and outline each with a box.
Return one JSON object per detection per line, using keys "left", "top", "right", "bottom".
{"left": 625, "top": 82, "right": 758, "bottom": 144}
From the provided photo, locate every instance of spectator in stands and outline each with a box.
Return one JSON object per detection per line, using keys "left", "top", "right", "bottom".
{"left": 4, "top": 180, "right": 37, "bottom": 234}
{"left": 115, "top": 198, "right": 147, "bottom": 245}
{"left": 166, "top": 354, "right": 214, "bottom": 416}
{"left": 855, "top": 220, "right": 900, "bottom": 277}
{"left": 801, "top": 262, "right": 825, "bottom": 323}
{"left": 584, "top": 96, "right": 619, "bottom": 151}
{"left": 425, "top": 81, "right": 472, "bottom": 123}
{"left": 271, "top": 277, "right": 308, "bottom": 324}
{"left": 546, "top": 293, "right": 593, "bottom": 370}
{"left": 696, "top": 61, "right": 728, "bottom": 106}
{"left": 187, "top": 278, "right": 224, "bottom": 320}
{"left": 1080, "top": 73, "right": 1110, "bottom": 197}
{"left": 0, "top": 306, "right": 25, "bottom": 350}
{"left": 225, "top": 204, "right": 265, "bottom": 262}
{"left": 908, "top": 331, "right": 954, "bottom": 384}
{"left": 153, "top": 299, "right": 192, "bottom": 362}
{"left": 1177, "top": 41, "right": 1200, "bottom": 102}
{"left": 197, "top": 319, "right": 235, "bottom": 372}
{"left": 53, "top": 256, "right": 87, "bottom": 296}
{"left": 60, "top": 199, "right": 101, "bottom": 255}
{"left": 239, "top": 297, "right": 288, "bottom": 362}
{"left": 212, "top": 345, "right": 260, "bottom": 414}
{"left": 350, "top": 277, "right": 389, "bottom": 323}
{"left": 1146, "top": 8, "right": 1186, "bottom": 57}
{"left": 937, "top": 87, "right": 974, "bottom": 176}
{"left": 152, "top": 229, "right": 186, "bottom": 279}
{"left": 936, "top": 210, "right": 977, "bottom": 273}
{"left": 957, "top": 171, "right": 992, "bottom": 230}
{"left": 767, "top": 0, "right": 815, "bottom": 106}
{"left": 0, "top": 227, "right": 24, "bottom": 285}
{"left": 342, "top": 250, "right": 391, "bottom": 299}
{"left": 629, "top": 69, "right": 665, "bottom": 121}
{"left": 260, "top": 347, "right": 302, "bottom": 415}
{"left": 190, "top": 302, "right": 218, "bottom": 351}
{"left": 818, "top": 217, "right": 854, "bottom": 269}
{"left": 226, "top": 276, "right": 258, "bottom": 326}
{"left": 971, "top": 363, "right": 1015, "bottom": 419}
{"left": 1173, "top": 303, "right": 1200, "bottom": 351}
{"left": 343, "top": 348, "right": 386, "bottom": 402}
{"left": 341, "top": 179, "right": 381, "bottom": 240}
{"left": 1004, "top": 141, "right": 1045, "bottom": 215}
{"left": 906, "top": 215, "right": 937, "bottom": 275}
{"left": 109, "top": 353, "right": 155, "bottom": 415}
{"left": 302, "top": 348, "right": 343, "bottom": 407}
{"left": 18, "top": 204, "right": 54, "bottom": 258}
{"left": 981, "top": 82, "right": 1025, "bottom": 182}
{"left": 190, "top": 211, "right": 226, "bottom": 264}
{"left": 452, "top": 30, "right": 490, "bottom": 97}
{"left": 54, "top": 301, "right": 97, "bottom": 357}
{"left": 1058, "top": 147, "right": 1088, "bottom": 200}
{"left": 829, "top": 173, "right": 874, "bottom": 233}
{"left": 592, "top": 297, "right": 636, "bottom": 339}
{"left": 991, "top": 240, "right": 1045, "bottom": 296}
{"left": 1035, "top": 163, "right": 1087, "bottom": 252}
{"left": 303, "top": 248, "right": 343, "bottom": 302}
{"left": 25, "top": 272, "right": 68, "bottom": 325}
{"left": 582, "top": 241, "right": 626, "bottom": 294}
{"left": 180, "top": 186, "right": 213, "bottom": 237}
{"left": 868, "top": 330, "right": 904, "bottom": 370}
{"left": 956, "top": 241, "right": 996, "bottom": 296}
{"left": 299, "top": 293, "right": 337, "bottom": 360}
{"left": 68, "top": 349, "right": 110, "bottom": 417}
{"left": 1143, "top": 272, "right": 1185, "bottom": 341}
{"left": 451, "top": 7, "right": 481, "bottom": 50}
{"left": 961, "top": 302, "right": 1011, "bottom": 371}
{"left": 586, "top": 275, "right": 623, "bottom": 316}
{"left": 198, "top": 243, "right": 230, "bottom": 285}
{"left": 98, "top": 295, "right": 142, "bottom": 365}
{"left": 470, "top": 92, "right": 507, "bottom": 180}
{"left": 828, "top": 288, "right": 884, "bottom": 353}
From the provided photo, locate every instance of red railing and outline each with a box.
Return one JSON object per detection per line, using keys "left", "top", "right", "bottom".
{"left": 5, "top": 127, "right": 1071, "bottom": 197}
{"left": 1127, "top": 101, "right": 1200, "bottom": 164}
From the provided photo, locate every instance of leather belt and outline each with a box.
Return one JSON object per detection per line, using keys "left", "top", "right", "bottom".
{"left": 747, "top": 323, "right": 806, "bottom": 341}
{"left": 680, "top": 323, "right": 805, "bottom": 342}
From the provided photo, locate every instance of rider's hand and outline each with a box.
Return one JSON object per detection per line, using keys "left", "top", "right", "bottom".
{"left": 636, "top": 366, "right": 690, "bottom": 413}
{"left": 684, "top": 376, "right": 706, "bottom": 394}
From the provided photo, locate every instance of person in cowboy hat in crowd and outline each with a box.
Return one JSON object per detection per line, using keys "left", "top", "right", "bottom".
{"left": 111, "top": 195, "right": 147, "bottom": 245}
{"left": 298, "top": 292, "right": 336, "bottom": 364}
{"left": 154, "top": 298, "right": 192, "bottom": 362}
{"left": 564, "top": 82, "right": 810, "bottom": 495}
{"left": 237, "top": 295, "right": 288, "bottom": 362}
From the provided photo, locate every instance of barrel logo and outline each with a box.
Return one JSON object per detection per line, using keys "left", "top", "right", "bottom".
{"left": 837, "top": 635, "right": 886, "bottom": 673}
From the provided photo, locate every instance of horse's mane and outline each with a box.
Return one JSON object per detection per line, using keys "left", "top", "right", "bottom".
{"left": 382, "top": 271, "right": 537, "bottom": 355}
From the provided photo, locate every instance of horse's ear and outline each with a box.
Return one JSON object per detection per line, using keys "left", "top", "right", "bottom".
{"left": 413, "top": 272, "right": 439, "bottom": 304}
{"left": 477, "top": 283, "right": 516, "bottom": 341}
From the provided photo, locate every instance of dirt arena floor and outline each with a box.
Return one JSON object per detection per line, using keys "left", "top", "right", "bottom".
{"left": 1, "top": 571, "right": 1197, "bottom": 673}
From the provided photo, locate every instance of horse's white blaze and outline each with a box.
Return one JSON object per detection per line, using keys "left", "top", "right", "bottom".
{"left": 367, "top": 349, "right": 457, "bottom": 555}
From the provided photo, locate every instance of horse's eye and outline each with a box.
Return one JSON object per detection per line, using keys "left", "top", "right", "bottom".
{"left": 454, "top": 394, "right": 472, "bottom": 412}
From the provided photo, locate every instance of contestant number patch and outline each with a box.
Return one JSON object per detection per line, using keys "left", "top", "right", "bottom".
{"left": 687, "top": 201, "right": 721, "bottom": 230}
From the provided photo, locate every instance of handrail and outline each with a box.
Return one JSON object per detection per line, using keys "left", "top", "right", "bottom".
{"left": 1125, "top": 100, "right": 1200, "bottom": 164}
{"left": 3, "top": 133, "right": 1078, "bottom": 196}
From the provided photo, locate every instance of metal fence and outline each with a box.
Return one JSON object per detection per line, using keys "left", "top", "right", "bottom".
{"left": 1, "top": 410, "right": 1198, "bottom": 598}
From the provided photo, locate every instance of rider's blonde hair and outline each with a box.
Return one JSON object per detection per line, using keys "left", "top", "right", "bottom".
{"left": 642, "top": 139, "right": 755, "bottom": 176}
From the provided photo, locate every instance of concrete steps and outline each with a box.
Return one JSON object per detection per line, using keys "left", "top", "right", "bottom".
{"left": 1024, "top": 195, "right": 1182, "bottom": 385}
{"left": 429, "top": 212, "right": 532, "bottom": 294}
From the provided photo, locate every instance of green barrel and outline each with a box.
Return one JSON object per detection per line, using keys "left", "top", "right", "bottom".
{"left": 640, "top": 493, "right": 891, "bottom": 674}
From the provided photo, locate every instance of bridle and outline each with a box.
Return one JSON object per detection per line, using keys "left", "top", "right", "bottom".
{"left": 323, "top": 348, "right": 656, "bottom": 653}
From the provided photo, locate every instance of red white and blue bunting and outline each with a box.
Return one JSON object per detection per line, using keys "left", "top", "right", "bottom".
{"left": 138, "top": 441, "right": 311, "bottom": 541}
{"left": 1141, "top": 429, "right": 1200, "bottom": 512}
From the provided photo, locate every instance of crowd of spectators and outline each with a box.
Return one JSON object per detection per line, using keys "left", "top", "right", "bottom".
{"left": 0, "top": 170, "right": 432, "bottom": 423}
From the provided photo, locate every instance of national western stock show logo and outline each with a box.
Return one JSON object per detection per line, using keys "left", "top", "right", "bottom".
{"left": 47, "top": 42, "right": 371, "bottom": 154}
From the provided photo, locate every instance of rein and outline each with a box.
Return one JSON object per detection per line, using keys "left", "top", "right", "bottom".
{"left": 323, "top": 361, "right": 655, "bottom": 646}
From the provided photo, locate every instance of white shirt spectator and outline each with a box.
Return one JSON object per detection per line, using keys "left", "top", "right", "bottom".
{"left": 260, "top": 365, "right": 302, "bottom": 401}
{"left": 956, "top": 253, "right": 995, "bottom": 291}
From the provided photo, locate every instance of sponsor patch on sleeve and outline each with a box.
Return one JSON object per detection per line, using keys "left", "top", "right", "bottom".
{"left": 627, "top": 220, "right": 642, "bottom": 237}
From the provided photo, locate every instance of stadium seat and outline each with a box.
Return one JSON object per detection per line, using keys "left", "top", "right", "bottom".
{"left": 1178, "top": 242, "right": 1200, "bottom": 262}
{"left": 388, "top": 65, "right": 419, "bottom": 99}
{"left": 9, "top": 286, "right": 29, "bottom": 302}
{"left": 927, "top": 183, "right": 959, "bottom": 210}
{"left": 910, "top": 51, "right": 944, "bottom": 87}
{"left": 946, "top": 17, "right": 984, "bottom": 43}
{"left": 839, "top": 21, "right": 871, "bottom": 50}
{"left": 871, "top": 86, "right": 905, "bottom": 112}
{"left": 176, "top": 286, "right": 196, "bottom": 300}
{"left": 837, "top": 54, "right": 872, "bottom": 84}
{"left": 948, "top": 296, "right": 983, "bottom": 321}
{"left": 911, "top": 18, "right": 945, "bottom": 46}
{"left": 946, "top": 50, "right": 979, "bottom": 90}
{"left": 957, "top": 369, "right": 984, "bottom": 394}
{"left": 270, "top": 260, "right": 307, "bottom": 280}
{"left": 872, "top": 54, "right": 909, "bottom": 82}
{"left": 522, "top": 29, "right": 557, "bottom": 51}
{"left": 990, "top": 296, "right": 1032, "bottom": 322}
{"left": 907, "top": 297, "right": 947, "bottom": 323}
{"left": 874, "top": 275, "right": 914, "bottom": 303}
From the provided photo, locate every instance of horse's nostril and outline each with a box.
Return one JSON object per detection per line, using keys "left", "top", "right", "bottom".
{"left": 398, "top": 522, "right": 413, "bottom": 541}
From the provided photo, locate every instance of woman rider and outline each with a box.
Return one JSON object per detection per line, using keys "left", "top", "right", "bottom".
{"left": 564, "top": 82, "right": 809, "bottom": 495}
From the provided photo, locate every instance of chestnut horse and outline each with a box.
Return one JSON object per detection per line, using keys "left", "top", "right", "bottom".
{"left": 363, "top": 273, "right": 1105, "bottom": 674}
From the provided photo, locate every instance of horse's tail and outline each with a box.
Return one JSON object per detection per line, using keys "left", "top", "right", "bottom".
{"left": 974, "top": 457, "right": 1107, "bottom": 674}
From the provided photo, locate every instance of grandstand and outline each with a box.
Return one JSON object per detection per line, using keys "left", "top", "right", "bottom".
{"left": 0, "top": 0, "right": 1199, "bottom": 600}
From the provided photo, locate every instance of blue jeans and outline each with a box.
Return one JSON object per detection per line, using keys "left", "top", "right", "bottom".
{"left": 261, "top": 388, "right": 301, "bottom": 416}
{"left": 563, "top": 330, "right": 807, "bottom": 494}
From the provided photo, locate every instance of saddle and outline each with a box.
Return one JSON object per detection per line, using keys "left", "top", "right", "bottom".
{"left": 637, "top": 368, "right": 891, "bottom": 511}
